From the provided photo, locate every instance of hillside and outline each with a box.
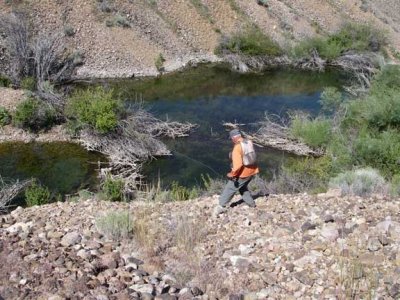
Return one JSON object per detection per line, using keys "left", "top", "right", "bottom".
{"left": 1, "top": 0, "right": 399, "bottom": 78}
{"left": 1, "top": 191, "right": 400, "bottom": 299}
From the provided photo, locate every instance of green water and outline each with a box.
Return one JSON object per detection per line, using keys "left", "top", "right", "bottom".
{"left": 102, "top": 64, "right": 347, "bottom": 187}
{"left": 0, "top": 142, "right": 104, "bottom": 200}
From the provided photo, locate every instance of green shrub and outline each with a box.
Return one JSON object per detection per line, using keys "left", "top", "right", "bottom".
{"left": 200, "top": 174, "right": 226, "bottom": 196}
{"left": 0, "top": 107, "right": 11, "bottom": 126}
{"left": 64, "top": 25, "right": 75, "bottom": 37}
{"left": 329, "top": 168, "right": 386, "bottom": 197}
{"left": 170, "top": 181, "right": 199, "bottom": 201}
{"left": 215, "top": 26, "right": 281, "bottom": 56}
{"left": 0, "top": 75, "right": 11, "bottom": 87}
{"left": 390, "top": 174, "right": 400, "bottom": 197}
{"left": 13, "top": 98, "right": 56, "bottom": 131}
{"left": 289, "top": 114, "right": 332, "bottom": 148}
{"left": 66, "top": 87, "right": 122, "bottom": 134}
{"left": 354, "top": 129, "right": 400, "bottom": 177}
{"left": 96, "top": 211, "right": 132, "bottom": 240}
{"left": 25, "top": 180, "right": 51, "bottom": 206}
{"left": 319, "top": 87, "right": 343, "bottom": 112}
{"left": 102, "top": 176, "right": 124, "bottom": 201}
{"left": 105, "top": 15, "right": 129, "bottom": 28}
{"left": 280, "top": 156, "right": 333, "bottom": 193}
{"left": 21, "top": 77, "right": 36, "bottom": 91}
{"left": 155, "top": 53, "right": 166, "bottom": 72}
{"left": 291, "top": 23, "right": 387, "bottom": 60}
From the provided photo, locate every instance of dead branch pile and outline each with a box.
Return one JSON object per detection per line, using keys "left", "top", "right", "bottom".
{"left": 0, "top": 13, "right": 80, "bottom": 111}
{"left": 295, "top": 49, "right": 326, "bottom": 72}
{"left": 0, "top": 12, "right": 31, "bottom": 82}
{"left": 224, "top": 54, "right": 291, "bottom": 73}
{"left": 79, "top": 109, "right": 196, "bottom": 194}
{"left": 223, "top": 116, "right": 324, "bottom": 157}
{"left": 331, "top": 52, "right": 380, "bottom": 94}
{"left": 0, "top": 177, "right": 31, "bottom": 212}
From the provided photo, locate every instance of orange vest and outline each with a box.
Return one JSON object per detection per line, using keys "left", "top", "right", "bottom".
{"left": 228, "top": 138, "right": 260, "bottom": 178}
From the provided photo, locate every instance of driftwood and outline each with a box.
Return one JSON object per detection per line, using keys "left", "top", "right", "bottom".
{"left": 79, "top": 108, "right": 196, "bottom": 194}
{"left": 224, "top": 54, "right": 291, "bottom": 73}
{"left": 331, "top": 52, "right": 379, "bottom": 94}
{"left": 0, "top": 177, "right": 31, "bottom": 212}
{"left": 223, "top": 117, "right": 324, "bottom": 157}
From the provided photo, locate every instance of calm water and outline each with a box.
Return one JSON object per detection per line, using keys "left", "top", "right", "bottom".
{"left": 104, "top": 64, "right": 347, "bottom": 187}
{"left": 0, "top": 142, "right": 104, "bottom": 199}
{"left": 0, "top": 65, "right": 346, "bottom": 197}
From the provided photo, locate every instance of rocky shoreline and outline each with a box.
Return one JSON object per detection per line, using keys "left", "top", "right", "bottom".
{"left": 1, "top": 192, "right": 400, "bottom": 299}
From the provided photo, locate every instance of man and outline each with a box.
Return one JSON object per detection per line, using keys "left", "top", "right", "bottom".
{"left": 214, "top": 129, "right": 259, "bottom": 216}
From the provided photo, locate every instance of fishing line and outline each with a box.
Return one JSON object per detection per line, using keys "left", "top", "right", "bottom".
{"left": 171, "top": 149, "right": 221, "bottom": 177}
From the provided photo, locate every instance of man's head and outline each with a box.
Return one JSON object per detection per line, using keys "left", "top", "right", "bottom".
{"left": 229, "top": 129, "right": 242, "bottom": 143}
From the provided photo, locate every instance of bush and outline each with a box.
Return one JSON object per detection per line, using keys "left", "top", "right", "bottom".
{"left": 319, "top": 87, "right": 343, "bottom": 112}
{"left": 289, "top": 114, "right": 332, "bottom": 148}
{"left": 155, "top": 53, "right": 166, "bottom": 72}
{"left": 102, "top": 176, "right": 124, "bottom": 201}
{"left": 64, "top": 25, "right": 75, "bottom": 37}
{"left": 274, "top": 156, "right": 333, "bottom": 193}
{"left": 0, "top": 75, "right": 11, "bottom": 87}
{"left": 215, "top": 26, "right": 281, "bottom": 56}
{"left": 96, "top": 211, "right": 132, "bottom": 240}
{"left": 97, "top": 0, "right": 114, "bottom": 13}
{"left": 200, "top": 174, "right": 226, "bottom": 196}
{"left": 20, "top": 77, "right": 36, "bottom": 91}
{"left": 390, "top": 174, "right": 400, "bottom": 197}
{"left": 170, "top": 181, "right": 199, "bottom": 201}
{"left": 25, "top": 180, "right": 51, "bottom": 206}
{"left": 329, "top": 168, "right": 386, "bottom": 197}
{"left": 65, "top": 87, "right": 122, "bottom": 134}
{"left": 106, "top": 15, "right": 130, "bottom": 28}
{"left": 354, "top": 129, "right": 400, "bottom": 177}
{"left": 13, "top": 98, "right": 56, "bottom": 131}
{"left": 0, "top": 107, "right": 11, "bottom": 127}
{"left": 291, "top": 23, "right": 387, "bottom": 60}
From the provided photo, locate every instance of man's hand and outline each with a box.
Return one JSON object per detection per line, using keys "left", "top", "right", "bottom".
{"left": 227, "top": 173, "right": 234, "bottom": 180}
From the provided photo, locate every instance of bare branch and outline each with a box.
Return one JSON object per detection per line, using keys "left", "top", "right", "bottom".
{"left": 79, "top": 108, "right": 196, "bottom": 194}
{"left": 0, "top": 177, "right": 31, "bottom": 212}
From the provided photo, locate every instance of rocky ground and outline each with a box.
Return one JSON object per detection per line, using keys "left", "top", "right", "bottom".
{"left": 1, "top": 191, "right": 400, "bottom": 299}
{"left": 1, "top": 0, "right": 400, "bottom": 78}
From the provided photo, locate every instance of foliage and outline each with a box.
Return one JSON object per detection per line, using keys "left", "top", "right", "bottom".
{"left": 65, "top": 87, "right": 122, "bottom": 134}
{"left": 21, "top": 77, "right": 36, "bottom": 91}
{"left": 329, "top": 168, "right": 386, "bottom": 197}
{"left": 95, "top": 210, "right": 132, "bottom": 240}
{"left": 97, "top": 0, "right": 114, "bottom": 13}
{"left": 390, "top": 174, "right": 400, "bottom": 197}
{"left": 0, "top": 75, "right": 11, "bottom": 87}
{"left": 155, "top": 53, "right": 166, "bottom": 72}
{"left": 291, "top": 23, "right": 387, "bottom": 60}
{"left": 64, "top": 25, "right": 75, "bottom": 37}
{"left": 200, "top": 174, "right": 226, "bottom": 196}
{"left": 0, "top": 107, "right": 11, "bottom": 127}
{"left": 13, "top": 97, "right": 56, "bottom": 131}
{"left": 289, "top": 113, "right": 332, "bottom": 148}
{"left": 319, "top": 87, "right": 343, "bottom": 112}
{"left": 257, "top": 0, "right": 269, "bottom": 7}
{"left": 170, "top": 181, "right": 199, "bottom": 201}
{"left": 102, "top": 176, "right": 125, "bottom": 201}
{"left": 106, "top": 15, "right": 130, "bottom": 27}
{"left": 353, "top": 129, "right": 400, "bottom": 177}
{"left": 25, "top": 180, "right": 51, "bottom": 206}
{"left": 278, "top": 156, "right": 333, "bottom": 193}
{"left": 215, "top": 26, "right": 281, "bottom": 56}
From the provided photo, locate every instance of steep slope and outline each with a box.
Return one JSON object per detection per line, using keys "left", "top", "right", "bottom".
{"left": 0, "top": 0, "right": 399, "bottom": 78}
{"left": 1, "top": 192, "right": 400, "bottom": 299}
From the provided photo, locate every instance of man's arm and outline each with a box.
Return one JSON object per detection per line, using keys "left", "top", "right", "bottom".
{"left": 227, "top": 144, "right": 243, "bottom": 178}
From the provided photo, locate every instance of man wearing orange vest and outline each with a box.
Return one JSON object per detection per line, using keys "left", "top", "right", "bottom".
{"left": 214, "top": 129, "right": 259, "bottom": 216}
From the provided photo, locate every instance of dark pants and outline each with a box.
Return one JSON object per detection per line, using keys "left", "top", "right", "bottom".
{"left": 219, "top": 176, "right": 256, "bottom": 207}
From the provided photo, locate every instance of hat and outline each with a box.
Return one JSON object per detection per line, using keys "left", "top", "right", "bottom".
{"left": 229, "top": 129, "right": 241, "bottom": 139}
